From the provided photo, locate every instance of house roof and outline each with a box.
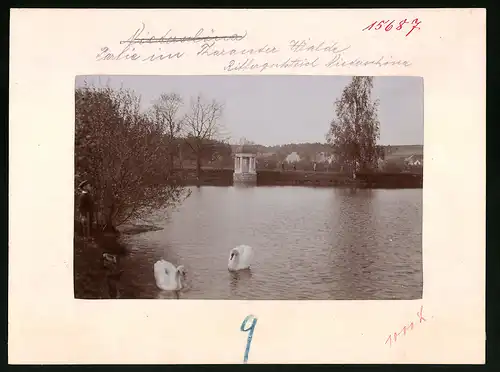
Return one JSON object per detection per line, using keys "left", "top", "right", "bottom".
{"left": 406, "top": 154, "right": 424, "bottom": 162}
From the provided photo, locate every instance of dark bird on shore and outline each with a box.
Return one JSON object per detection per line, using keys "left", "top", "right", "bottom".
{"left": 102, "top": 253, "right": 118, "bottom": 268}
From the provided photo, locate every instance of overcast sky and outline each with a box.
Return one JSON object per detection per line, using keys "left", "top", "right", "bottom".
{"left": 76, "top": 75, "right": 423, "bottom": 146}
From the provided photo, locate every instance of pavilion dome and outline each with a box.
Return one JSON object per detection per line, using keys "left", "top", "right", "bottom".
{"left": 233, "top": 144, "right": 257, "bottom": 154}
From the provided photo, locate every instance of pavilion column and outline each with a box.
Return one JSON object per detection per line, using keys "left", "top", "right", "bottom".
{"left": 234, "top": 156, "right": 238, "bottom": 171}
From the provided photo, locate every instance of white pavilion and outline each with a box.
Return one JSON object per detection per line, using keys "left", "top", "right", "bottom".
{"left": 233, "top": 144, "right": 257, "bottom": 184}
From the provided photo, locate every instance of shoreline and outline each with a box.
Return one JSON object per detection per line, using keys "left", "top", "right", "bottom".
{"left": 74, "top": 224, "right": 162, "bottom": 299}
{"left": 170, "top": 168, "right": 423, "bottom": 189}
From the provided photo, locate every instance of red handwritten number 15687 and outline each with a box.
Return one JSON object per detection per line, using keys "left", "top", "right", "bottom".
{"left": 363, "top": 18, "right": 421, "bottom": 37}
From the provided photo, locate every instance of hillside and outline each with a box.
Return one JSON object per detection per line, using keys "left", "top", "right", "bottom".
{"left": 231, "top": 142, "right": 423, "bottom": 162}
{"left": 383, "top": 145, "right": 423, "bottom": 161}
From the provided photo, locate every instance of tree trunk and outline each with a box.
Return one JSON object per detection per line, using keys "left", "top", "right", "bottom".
{"left": 168, "top": 153, "right": 175, "bottom": 176}
{"left": 103, "top": 203, "right": 118, "bottom": 234}
{"left": 196, "top": 155, "right": 202, "bottom": 186}
{"left": 178, "top": 145, "right": 183, "bottom": 169}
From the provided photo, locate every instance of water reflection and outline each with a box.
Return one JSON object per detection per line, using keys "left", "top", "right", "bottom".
{"left": 337, "top": 197, "right": 379, "bottom": 298}
{"left": 155, "top": 274, "right": 192, "bottom": 299}
{"left": 233, "top": 183, "right": 256, "bottom": 189}
{"left": 229, "top": 269, "right": 253, "bottom": 295}
{"left": 157, "top": 290, "right": 180, "bottom": 300}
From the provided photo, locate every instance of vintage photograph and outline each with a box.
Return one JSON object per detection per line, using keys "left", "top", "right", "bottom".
{"left": 74, "top": 75, "right": 423, "bottom": 300}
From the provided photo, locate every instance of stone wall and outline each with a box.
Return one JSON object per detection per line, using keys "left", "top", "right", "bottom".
{"left": 233, "top": 172, "right": 257, "bottom": 184}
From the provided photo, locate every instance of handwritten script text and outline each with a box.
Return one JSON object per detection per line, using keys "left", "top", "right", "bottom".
{"left": 95, "top": 23, "right": 412, "bottom": 70}
{"left": 96, "top": 23, "right": 247, "bottom": 62}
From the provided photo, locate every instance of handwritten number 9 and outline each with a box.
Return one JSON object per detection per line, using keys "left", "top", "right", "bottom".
{"left": 241, "top": 314, "right": 258, "bottom": 363}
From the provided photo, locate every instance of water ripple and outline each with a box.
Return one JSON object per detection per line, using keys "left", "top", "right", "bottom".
{"left": 121, "top": 186, "right": 422, "bottom": 300}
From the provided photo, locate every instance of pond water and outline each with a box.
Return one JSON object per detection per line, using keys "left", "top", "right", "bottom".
{"left": 121, "top": 186, "right": 423, "bottom": 300}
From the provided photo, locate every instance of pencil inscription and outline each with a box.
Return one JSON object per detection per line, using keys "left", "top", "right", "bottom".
{"left": 93, "top": 22, "right": 412, "bottom": 69}
{"left": 96, "top": 22, "right": 247, "bottom": 62}
{"left": 385, "top": 305, "right": 427, "bottom": 347}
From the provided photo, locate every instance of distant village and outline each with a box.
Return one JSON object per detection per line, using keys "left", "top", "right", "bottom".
{"left": 228, "top": 143, "right": 424, "bottom": 173}
{"left": 170, "top": 140, "right": 423, "bottom": 173}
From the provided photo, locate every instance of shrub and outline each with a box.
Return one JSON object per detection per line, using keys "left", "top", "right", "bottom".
{"left": 75, "top": 85, "right": 190, "bottom": 230}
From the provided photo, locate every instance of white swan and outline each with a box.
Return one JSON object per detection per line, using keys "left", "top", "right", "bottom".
{"left": 153, "top": 259, "right": 186, "bottom": 292}
{"left": 228, "top": 245, "right": 254, "bottom": 271}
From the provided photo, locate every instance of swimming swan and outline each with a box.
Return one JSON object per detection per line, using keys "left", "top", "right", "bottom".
{"left": 228, "top": 245, "right": 254, "bottom": 271}
{"left": 154, "top": 259, "right": 186, "bottom": 291}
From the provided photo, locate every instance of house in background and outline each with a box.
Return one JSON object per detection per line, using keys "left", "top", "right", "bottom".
{"left": 285, "top": 152, "right": 301, "bottom": 163}
{"left": 314, "top": 152, "right": 332, "bottom": 163}
{"left": 405, "top": 154, "right": 423, "bottom": 167}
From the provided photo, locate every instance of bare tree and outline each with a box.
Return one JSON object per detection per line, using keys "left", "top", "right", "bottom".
{"left": 183, "top": 94, "right": 225, "bottom": 180}
{"left": 149, "top": 93, "right": 184, "bottom": 171}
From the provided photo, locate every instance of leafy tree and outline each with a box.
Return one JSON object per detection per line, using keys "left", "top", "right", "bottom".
{"left": 75, "top": 85, "right": 190, "bottom": 231}
{"left": 326, "top": 76, "right": 381, "bottom": 174}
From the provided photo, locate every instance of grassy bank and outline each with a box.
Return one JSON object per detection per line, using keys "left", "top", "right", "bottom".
{"left": 172, "top": 168, "right": 233, "bottom": 186}
{"left": 356, "top": 172, "right": 423, "bottom": 189}
{"left": 170, "top": 168, "right": 423, "bottom": 188}
{"left": 257, "top": 169, "right": 353, "bottom": 187}
{"left": 74, "top": 226, "right": 161, "bottom": 299}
